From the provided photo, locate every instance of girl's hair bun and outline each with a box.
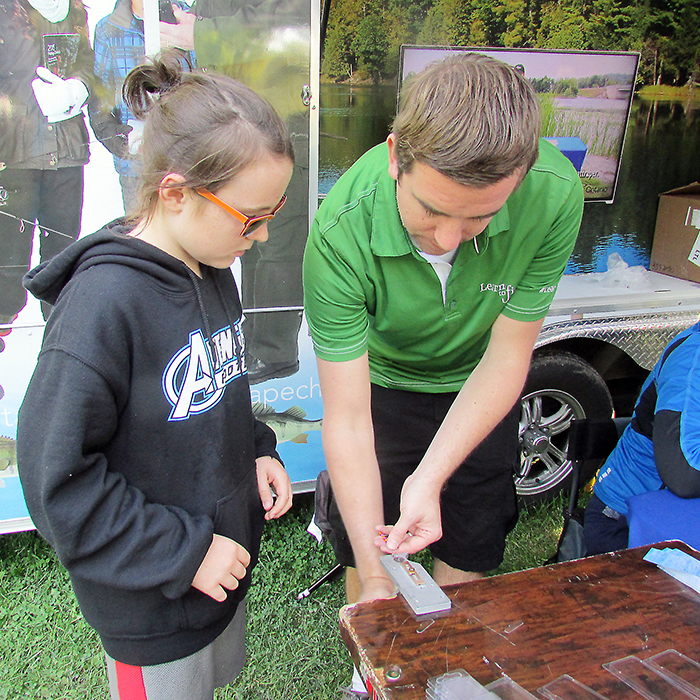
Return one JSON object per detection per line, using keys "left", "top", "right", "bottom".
{"left": 119, "top": 50, "right": 293, "bottom": 225}
{"left": 123, "top": 50, "right": 192, "bottom": 120}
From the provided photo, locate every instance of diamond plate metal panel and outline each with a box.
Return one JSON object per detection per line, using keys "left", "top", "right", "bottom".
{"left": 537, "top": 311, "right": 699, "bottom": 370}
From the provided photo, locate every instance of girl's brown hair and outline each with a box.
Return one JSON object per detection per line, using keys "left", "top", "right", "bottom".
{"left": 123, "top": 50, "right": 294, "bottom": 222}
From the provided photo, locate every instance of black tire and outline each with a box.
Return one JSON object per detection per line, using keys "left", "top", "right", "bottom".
{"left": 516, "top": 349, "right": 614, "bottom": 503}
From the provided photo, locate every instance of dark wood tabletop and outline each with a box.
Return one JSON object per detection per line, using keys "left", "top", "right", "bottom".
{"left": 339, "top": 542, "right": 700, "bottom": 700}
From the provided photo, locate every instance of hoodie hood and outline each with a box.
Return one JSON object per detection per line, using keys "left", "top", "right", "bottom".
{"left": 24, "top": 221, "right": 197, "bottom": 306}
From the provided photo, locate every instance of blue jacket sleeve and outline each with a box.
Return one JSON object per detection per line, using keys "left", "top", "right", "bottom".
{"left": 653, "top": 332, "right": 700, "bottom": 498}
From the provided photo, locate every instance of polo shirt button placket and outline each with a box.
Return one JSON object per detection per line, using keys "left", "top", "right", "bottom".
{"left": 444, "top": 298, "right": 460, "bottom": 320}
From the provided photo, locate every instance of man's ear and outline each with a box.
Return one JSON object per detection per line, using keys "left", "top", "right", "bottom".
{"left": 387, "top": 133, "right": 399, "bottom": 182}
{"left": 158, "top": 173, "right": 188, "bottom": 213}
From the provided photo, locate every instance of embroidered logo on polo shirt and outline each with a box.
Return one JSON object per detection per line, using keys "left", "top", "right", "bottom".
{"left": 480, "top": 282, "right": 514, "bottom": 303}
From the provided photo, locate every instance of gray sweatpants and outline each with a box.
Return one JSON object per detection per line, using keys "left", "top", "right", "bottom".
{"left": 105, "top": 600, "right": 246, "bottom": 700}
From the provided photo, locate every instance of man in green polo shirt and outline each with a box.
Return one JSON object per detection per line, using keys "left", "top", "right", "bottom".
{"left": 303, "top": 54, "right": 583, "bottom": 614}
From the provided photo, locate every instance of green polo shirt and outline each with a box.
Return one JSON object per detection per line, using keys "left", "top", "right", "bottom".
{"left": 303, "top": 139, "right": 583, "bottom": 392}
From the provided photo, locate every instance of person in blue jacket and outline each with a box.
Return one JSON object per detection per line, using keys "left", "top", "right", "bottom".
{"left": 584, "top": 320, "right": 700, "bottom": 555}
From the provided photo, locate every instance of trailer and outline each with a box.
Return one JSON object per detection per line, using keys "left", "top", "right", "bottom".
{"left": 1, "top": 0, "right": 699, "bottom": 533}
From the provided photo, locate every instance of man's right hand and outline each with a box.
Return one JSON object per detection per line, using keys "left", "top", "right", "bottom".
{"left": 159, "top": 8, "right": 196, "bottom": 51}
{"left": 192, "top": 533, "right": 250, "bottom": 602}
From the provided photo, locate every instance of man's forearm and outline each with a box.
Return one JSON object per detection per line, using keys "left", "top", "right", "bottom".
{"left": 412, "top": 315, "right": 543, "bottom": 497}
{"left": 322, "top": 420, "right": 387, "bottom": 582}
{"left": 316, "top": 355, "right": 392, "bottom": 591}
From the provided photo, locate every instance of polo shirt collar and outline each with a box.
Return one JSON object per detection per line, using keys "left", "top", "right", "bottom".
{"left": 472, "top": 199, "right": 511, "bottom": 254}
{"left": 368, "top": 162, "right": 512, "bottom": 258}
{"left": 485, "top": 200, "right": 510, "bottom": 238}
{"left": 369, "top": 167, "right": 416, "bottom": 257}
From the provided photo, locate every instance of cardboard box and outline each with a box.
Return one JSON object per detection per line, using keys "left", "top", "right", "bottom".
{"left": 650, "top": 182, "right": 700, "bottom": 284}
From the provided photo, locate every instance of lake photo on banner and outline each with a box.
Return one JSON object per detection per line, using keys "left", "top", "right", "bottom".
{"left": 319, "top": 83, "right": 700, "bottom": 273}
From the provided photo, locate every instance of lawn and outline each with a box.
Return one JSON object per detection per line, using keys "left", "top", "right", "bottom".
{"left": 0, "top": 492, "right": 565, "bottom": 700}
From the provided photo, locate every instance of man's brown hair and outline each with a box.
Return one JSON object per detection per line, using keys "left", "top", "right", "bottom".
{"left": 392, "top": 53, "right": 540, "bottom": 186}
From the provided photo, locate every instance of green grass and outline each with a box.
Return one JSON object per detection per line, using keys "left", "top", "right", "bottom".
{"left": 0, "top": 492, "right": 565, "bottom": 700}
{"left": 539, "top": 92, "right": 626, "bottom": 159}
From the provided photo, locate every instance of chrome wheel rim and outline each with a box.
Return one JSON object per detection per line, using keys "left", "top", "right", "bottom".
{"left": 516, "top": 388, "right": 586, "bottom": 497}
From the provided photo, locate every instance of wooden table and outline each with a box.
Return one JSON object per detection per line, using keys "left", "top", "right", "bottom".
{"left": 339, "top": 542, "right": 700, "bottom": 700}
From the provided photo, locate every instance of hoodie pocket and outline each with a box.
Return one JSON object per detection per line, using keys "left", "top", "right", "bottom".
{"left": 181, "top": 469, "right": 266, "bottom": 630}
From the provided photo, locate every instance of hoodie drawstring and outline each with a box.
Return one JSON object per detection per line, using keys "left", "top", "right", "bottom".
{"left": 184, "top": 265, "right": 245, "bottom": 367}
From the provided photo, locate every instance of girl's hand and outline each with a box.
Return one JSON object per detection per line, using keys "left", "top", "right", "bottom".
{"left": 192, "top": 534, "right": 250, "bottom": 602}
{"left": 256, "top": 456, "right": 293, "bottom": 520}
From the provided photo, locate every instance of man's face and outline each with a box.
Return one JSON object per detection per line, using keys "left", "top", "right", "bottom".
{"left": 387, "top": 134, "right": 522, "bottom": 255}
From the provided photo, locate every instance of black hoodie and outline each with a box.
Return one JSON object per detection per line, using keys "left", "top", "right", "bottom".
{"left": 17, "top": 221, "right": 280, "bottom": 665}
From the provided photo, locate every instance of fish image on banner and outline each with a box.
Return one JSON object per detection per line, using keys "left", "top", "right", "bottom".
{"left": 252, "top": 403, "right": 322, "bottom": 444}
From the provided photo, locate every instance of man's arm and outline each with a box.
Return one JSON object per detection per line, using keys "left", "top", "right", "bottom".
{"left": 381, "top": 313, "right": 545, "bottom": 554}
{"left": 317, "top": 353, "right": 395, "bottom": 601}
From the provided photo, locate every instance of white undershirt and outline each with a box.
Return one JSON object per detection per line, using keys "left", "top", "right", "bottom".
{"left": 412, "top": 239, "right": 458, "bottom": 305}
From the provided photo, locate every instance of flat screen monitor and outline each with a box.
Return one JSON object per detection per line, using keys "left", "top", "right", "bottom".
{"left": 399, "top": 46, "right": 640, "bottom": 203}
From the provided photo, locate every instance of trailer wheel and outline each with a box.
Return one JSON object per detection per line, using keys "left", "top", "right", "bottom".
{"left": 516, "top": 350, "right": 614, "bottom": 503}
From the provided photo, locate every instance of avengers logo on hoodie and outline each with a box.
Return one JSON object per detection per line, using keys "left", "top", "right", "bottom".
{"left": 162, "top": 322, "right": 246, "bottom": 421}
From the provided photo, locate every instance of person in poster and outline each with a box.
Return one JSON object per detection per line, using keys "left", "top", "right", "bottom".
{"left": 0, "top": 0, "right": 93, "bottom": 323}
{"left": 89, "top": 0, "right": 194, "bottom": 212}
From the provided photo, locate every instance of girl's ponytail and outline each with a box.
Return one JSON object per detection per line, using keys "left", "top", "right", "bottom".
{"left": 120, "top": 51, "right": 292, "bottom": 225}
{"left": 122, "top": 50, "right": 192, "bottom": 120}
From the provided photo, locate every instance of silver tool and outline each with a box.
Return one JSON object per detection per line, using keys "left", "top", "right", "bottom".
{"left": 380, "top": 555, "right": 452, "bottom": 616}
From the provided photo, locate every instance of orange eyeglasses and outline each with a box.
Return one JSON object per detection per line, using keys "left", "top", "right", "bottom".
{"left": 196, "top": 188, "right": 287, "bottom": 237}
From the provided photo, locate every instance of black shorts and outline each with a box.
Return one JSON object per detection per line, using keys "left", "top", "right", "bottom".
{"left": 328, "top": 384, "right": 520, "bottom": 572}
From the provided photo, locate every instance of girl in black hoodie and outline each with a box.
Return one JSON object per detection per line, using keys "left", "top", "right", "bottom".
{"left": 17, "top": 52, "right": 293, "bottom": 699}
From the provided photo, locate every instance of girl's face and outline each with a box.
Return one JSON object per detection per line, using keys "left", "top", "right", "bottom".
{"left": 168, "top": 152, "right": 293, "bottom": 275}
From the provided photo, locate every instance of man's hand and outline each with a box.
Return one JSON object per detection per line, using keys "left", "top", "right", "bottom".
{"left": 159, "top": 8, "right": 196, "bottom": 51}
{"left": 374, "top": 472, "right": 443, "bottom": 555}
{"left": 256, "top": 456, "right": 292, "bottom": 520}
{"left": 192, "top": 533, "right": 250, "bottom": 602}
